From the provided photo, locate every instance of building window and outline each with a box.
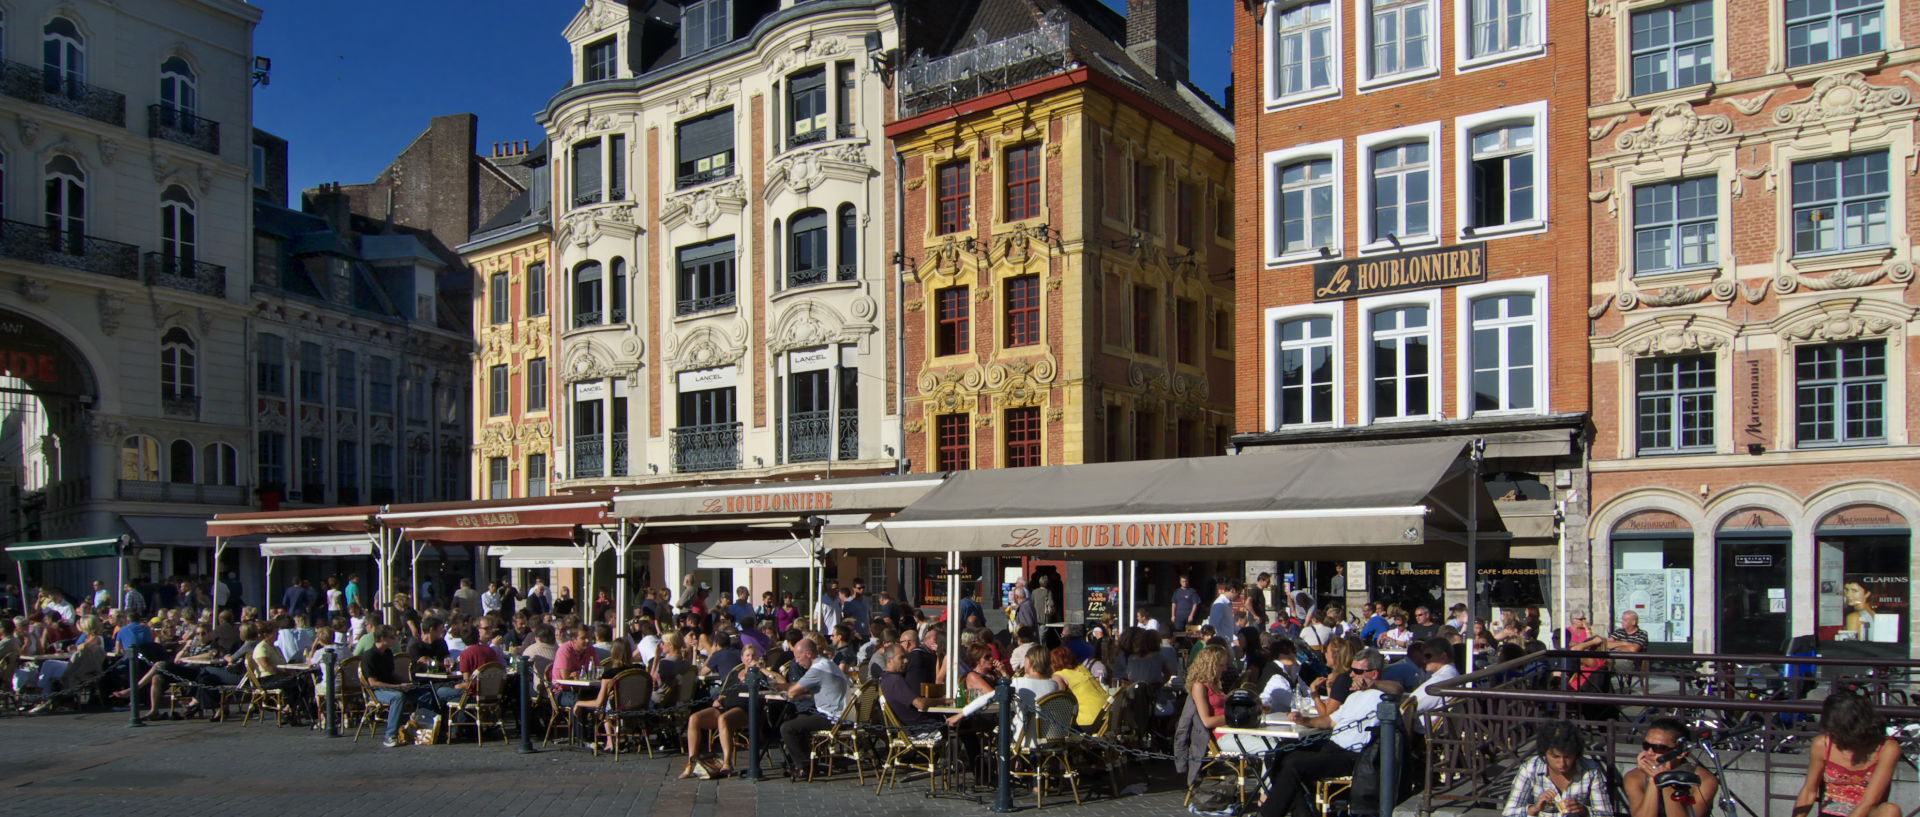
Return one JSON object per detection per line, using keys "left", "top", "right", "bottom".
{"left": 1792, "top": 152, "right": 1889, "bottom": 257}
{"left": 570, "top": 138, "right": 601, "bottom": 208}
{"left": 608, "top": 134, "right": 627, "bottom": 199}
{"left": 1786, "top": 0, "right": 1883, "bottom": 68}
{"left": 609, "top": 257, "right": 627, "bottom": 323}
{"left": 583, "top": 36, "right": 617, "bottom": 82}
{"left": 1467, "top": 0, "right": 1537, "bottom": 60}
{"left": 1131, "top": 159, "right": 1156, "bottom": 233}
{"left": 334, "top": 350, "right": 356, "bottom": 408}
{"left": 258, "top": 431, "right": 285, "bottom": 490}
{"left": 42, "top": 17, "right": 84, "bottom": 94}
{"left": 1636, "top": 354, "right": 1715, "bottom": 454}
{"left": 1276, "top": 316, "right": 1335, "bottom": 427}
{"left": 1466, "top": 121, "right": 1538, "bottom": 231}
{"left": 489, "top": 272, "right": 510, "bottom": 324}
{"left": 159, "top": 56, "right": 197, "bottom": 118}
{"left": 367, "top": 443, "right": 393, "bottom": 502}
{"left": 1131, "top": 285, "right": 1156, "bottom": 355}
{"left": 836, "top": 204, "right": 857, "bottom": 281}
{"left": 1796, "top": 341, "right": 1886, "bottom": 447}
{"left": 675, "top": 109, "right": 733, "bottom": 188}
{"left": 1370, "top": 141, "right": 1432, "bottom": 242}
{"left": 1367, "top": 0, "right": 1432, "bottom": 79}
{"left": 204, "top": 442, "right": 237, "bottom": 487}
{"left": 1104, "top": 405, "right": 1125, "bottom": 461}
{"left": 160, "top": 327, "right": 196, "bottom": 401}
{"left": 1005, "top": 275, "right": 1040, "bottom": 347}
{"left": 1005, "top": 406, "right": 1041, "bottom": 467}
{"left": 1005, "top": 143, "right": 1041, "bottom": 222}
{"left": 488, "top": 457, "right": 509, "bottom": 499}
{"left": 937, "top": 161, "right": 970, "bottom": 234}
{"left": 1369, "top": 305, "right": 1432, "bottom": 420}
{"left": 572, "top": 261, "right": 603, "bottom": 327}
{"left": 836, "top": 62, "right": 855, "bottom": 131}
{"left": 1215, "top": 308, "right": 1232, "bottom": 351}
{"left": 300, "top": 436, "right": 325, "bottom": 500}
{"left": 788, "top": 208, "right": 828, "bottom": 288}
{"left": 298, "top": 342, "right": 324, "bottom": 404}
{"left": 44, "top": 155, "right": 85, "bottom": 254}
{"left": 1175, "top": 298, "right": 1198, "bottom": 365}
{"left": 1467, "top": 293, "right": 1536, "bottom": 413}
{"left": 677, "top": 237, "right": 736, "bottom": 315}
{"left": 526, "top": 262, "right": 546, "bottom": 316}
{"left": 935, "top": 286, "right": 970, "bottom": 356}
{"left": 935, "top": 413, "right": 971, "bottom": 471}
{"left": 119, "top": 435, "right": 159, "bottom": 481}
{"left": 1133, "top": 410, "right": 1156, "bottom": 460}
{"left": 674, "top": 385, "right": 739, "bottom": 473}
{"left": 1271, "top": 0, "right": 1335, "bottom": 102}
{"left": 788, "top": 67, "right": 827, "bottom": 148}
{"left": 489, "top": 364, "right": 509, "bottom": 416}
{"left": 335, "top": 441, "right": 358, "bottom": 505}
{"left": 526, "top": 453, "right": 548, "bottom": 497}
{"left": 527, "top": 357, "right": 548, "bottom": 412}
{"left": 1275, "top": 156, "right": 1336, "bottom": 257}
{"left": 256, "top": 333, "right": 284, "bottom": 396}
{"left": 369, "top": 356, "right": 394, "bottom": 414}
{"left": 1634, "top": 177, "right": 1718, "bottom": 274}
{"left": 1177, "top": 183, "right": 1198, "bottom": 248}
{"left": 405, "top": 447, "right": 429, "bottom": 501}
{"left": 159, "top": 185, "right": 196, "bottom": 270}
{"left": 1630, "top": 1, "right": 1713, "bottom": 96}
{"left": 682, "top": 0, "right": 732, "bottom": 54}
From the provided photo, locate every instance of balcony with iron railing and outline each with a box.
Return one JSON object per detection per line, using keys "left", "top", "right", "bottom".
{"left": 572, "top": 433, "right": 628, "bottom": 479}
{"left": 572, "top": 309, "right": 603, "bottom": 330}
{"left": 677, "top": 291, "right": 735, "bottom": 317}
{"left": 787, "top": 127, "right": 829, "bottom": 152}
{"left": 672, "top": 421, "right": 741, "bottom": 473}
{"left": 0, "top": 219, "right": 140, "bottom": 280}
{"left": 786, "top": 409, "right": 860, "bottom": 463}
{"left": 675, "top": 155, "right": 735, "bottom": 190}
{"left": 147, "top": 104, "right": 219, "bottom": 154}
{"left": 144, "top": 252, "right": 227, "bottom": 297}
{"left": 899, "top": 15, "right": 1071, "bottom": 116}
{"left": 0, "top": 60, "right": 126, "bottom": 126}
{"left": 116, "top": 480, "right": 250, "bottom": 505}
{"left": 572, "top": 189, "right": 602, "bottom": 208}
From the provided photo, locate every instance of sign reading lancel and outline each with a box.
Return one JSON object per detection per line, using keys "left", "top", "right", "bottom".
{"left": 1312, "top": 242, "right": 1487, "bottom": 301}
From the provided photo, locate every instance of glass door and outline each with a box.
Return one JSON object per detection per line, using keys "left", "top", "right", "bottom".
{"left": 1716, "top": 538, "right": 1790, "bottom": 654}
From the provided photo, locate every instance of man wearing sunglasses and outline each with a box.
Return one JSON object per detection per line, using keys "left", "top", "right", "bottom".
{"left": 1624, "top": 718, "right": 1718, "bottom": 817}
{"left": 1259, "top": 648, "right": 1405, "bottom": 817}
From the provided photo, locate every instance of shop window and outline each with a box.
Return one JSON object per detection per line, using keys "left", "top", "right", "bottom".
{"left": 1715, "top": 509, "right": 1791, "bottom": 655}
{"left": 1815, "top": 504, "right": 1909, "bottom": 656}
{"left": 1611, "top": 510, "right": 1695, "bottom": 649}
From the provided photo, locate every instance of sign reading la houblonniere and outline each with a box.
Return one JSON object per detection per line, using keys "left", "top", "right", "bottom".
{"left": 1312, "top": 242, "right": 1486, "bottom": 301}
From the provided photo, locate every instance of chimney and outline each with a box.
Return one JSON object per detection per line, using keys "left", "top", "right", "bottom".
{"left": 1125, "top": 0, "right": 1190, "bottom": 85}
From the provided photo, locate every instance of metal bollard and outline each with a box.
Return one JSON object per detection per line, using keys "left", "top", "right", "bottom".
{"left": 516, "top": 655, "right": 537, "bottom": 754}
{"left": 991, "top": 679, "right": 1013, "bottom": 813}
{"left": 1377, "top": 695, "right": 1403, "bottom": 817}
{"left": 325, "top": 646, "right": 340, "bottom": 738}
{"left": 128, "top": 652, "right": 144, "bottom": 728}
{"left": 746, "top": 666, "right": 763, "bottom": 781}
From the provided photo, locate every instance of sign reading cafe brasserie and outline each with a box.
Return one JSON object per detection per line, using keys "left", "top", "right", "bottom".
{"left": 1312, "top": 242, "right": 1486, "bottom": 302}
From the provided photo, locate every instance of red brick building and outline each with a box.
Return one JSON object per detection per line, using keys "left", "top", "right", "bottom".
{"left": 1230, "top": 0, "right": 1591, "bottom": 621}
{"left": 1586, "top": 1, "right": 1919, "bottom": 657}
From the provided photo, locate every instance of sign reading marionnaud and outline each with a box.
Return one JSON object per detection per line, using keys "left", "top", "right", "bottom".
{"left": 1312, "top": 242, "right": 1487, "bottom": 301}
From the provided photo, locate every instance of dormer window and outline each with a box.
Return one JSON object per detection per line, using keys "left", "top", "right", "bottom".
{"left": 583, "top": 36, "right": 617, "bottom": 82}
{"left": 684, "top": 0, "right": 732, "bottom": 55}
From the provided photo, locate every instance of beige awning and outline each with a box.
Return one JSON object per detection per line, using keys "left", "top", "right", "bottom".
{"left": 691, "top": 539, "right": 815, "bottom": 569}
{"left": 611, "top": 474, "right": 945, "bottom": 522}
{"left": 867, "top": 440, "right": 1503, "bottom": 559}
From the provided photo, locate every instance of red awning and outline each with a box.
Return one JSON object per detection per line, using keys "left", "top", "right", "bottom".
{"left": 398, "top": 524, "right": 580, "bottom": 544}
{"left": 207, "top": 506, "right": 381, "bottom": 537}
{"left": 376, "top": 493, "right": 614, "bottom": 530}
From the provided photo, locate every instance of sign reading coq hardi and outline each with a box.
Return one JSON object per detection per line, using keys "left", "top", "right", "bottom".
{"left": 1312, "top": 242, "right": 1487, "bottom": 301}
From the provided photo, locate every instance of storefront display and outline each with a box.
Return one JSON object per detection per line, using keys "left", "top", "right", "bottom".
{"left": 1610, "top": 509, "right": 1693, "bottom": 648}
{"left": 1815, "top": 505, "right": 1909, "bottom": 657}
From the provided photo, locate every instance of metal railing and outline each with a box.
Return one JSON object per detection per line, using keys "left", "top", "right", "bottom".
{"left": 786, "top": 409, "right": 860, "bottom": 463}
{"left": 1422, "top": 650, "right": 1920, "bottom": 817}
{"left": 837, "top": 408, "right": 858, "bottom": 460}
{"left": 610, "top": 432, "right": 629, "bottom": 478}
{"left": 144, "top": 252, "right": 227, "bottom": 297}
{"left": 836, "top": 122, "right": 857, "bottom": 139}
{"left": 672, "top": 421, "right": 740, "bottom": 472}
{"left": 116, "top": 480, "right": 249, "bottom": 505}
{"left": 147, "top": 104, "right": 219, "bottom": 154}
{"left": 1, "top": 60, "right": 126, "bottom": 126}
{"left": 788, "top": 128, "right": 828, "bottom": 151}
{"left": 160, "top": 395, "right": 198, "bottom": 419}
{"left": 571, "top": 189, "right": 602, "bottom": 208}
{"left": 899, "top": 16, "right": 1071, "bottom": 115}
{"left": 572, "top": 309, "right": 603, "bottom": 329}
{"left": 675, "top": 162, "right": 734, "bottom": 190}
{"left": 573, "top": 433, "right": 604, "bottom": 479}
{"left": 836, "top": 263, "right": 857, "bottom": 282}
{"left": 786, "top": 264, "right": 828, "bottom": 289}
{"left": 677, "top": 291, "right": 735, "bottom": 316}
{"left": 0, "top": 218, "right": 139, "bottom": 280}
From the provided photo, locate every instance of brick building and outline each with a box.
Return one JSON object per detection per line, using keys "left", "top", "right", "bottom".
{"left": 888, "top": 0, "right": 1235, "bottom": 613}
{"left": 1230, "top": 0, "right": 1591, "bottom": 621}
{"left": 1586, "top": 1, "right": 1919, "bottom": 657}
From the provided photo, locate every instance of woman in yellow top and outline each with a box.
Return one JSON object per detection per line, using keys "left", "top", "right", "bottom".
{"left": 1048, "top": 646, "right": 1108, "bottom": 727}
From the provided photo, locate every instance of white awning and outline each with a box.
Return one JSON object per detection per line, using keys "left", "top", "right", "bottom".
{"left": 486, "top": 544, "right": 588, "bottom": 569}
{"left": 261, "top": 534, "right": 375, "bottom": 559}
{"left": 690, "top": 539, "right": 814, "bottom": 569}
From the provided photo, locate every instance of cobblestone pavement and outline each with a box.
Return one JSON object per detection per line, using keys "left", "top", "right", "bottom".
{"left": 0, "top": 712, "right": 1193, "bottom": 817}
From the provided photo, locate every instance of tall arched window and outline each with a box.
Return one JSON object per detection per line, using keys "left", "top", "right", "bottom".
{"left": 168, "top": 439, "right": 194, "bottom": 483}
{"left": 159, "top": 56, "right": 196, "bottom": 121}
{"left": 160, "top": 327, "right": 197, "bottom": 401}
{"left": 787, "top": 208, "right": 827, "bottom": 288}
{"left": 44, "top": 155, "right": 84, "bottom": 254}
{"left": 202, "top": 442, "right": 237, "bottom": 486}
{"left": 836, "top": 203, "right": 857, "bottom": 281}
{"left": 610, "top": 257, "right": 627, "bottom": 323}
{"left": 121, "top": 435, "right": 159, "bottom": 481}
{"left": 160, "top": 185, "right": 196, "bottom": 270}
{"left": 42, "top": 17, "right": 84, "bottom": 99}
{"left": 572, "top": 261, "right": 603, "bottom": 328}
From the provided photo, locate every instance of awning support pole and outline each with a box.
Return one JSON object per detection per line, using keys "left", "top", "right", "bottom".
{"left": 263, "top": 554, "right": 272, "bottom": 615}
{"left": 1555, "top": 499, "right": 1569, "bottom": 646}
{"left": 214, "top": 537, "right": 228, "bottom": 611}
{"left": 614, "top": 520, "right": 630, "bottom": 625}
{"left": 1466, "top": 438, "right": 1485, "bottom": 675}
{"left": 116, "top": 536, "right": 126, "bottom": 615}
{"left": 946, "top": 550, "right": 960, "bottom": 698}
{"left": 410, "top": 541, "right": 423, "bottom": 607}
{"left": 16, "top": 561, "right": 27, "bottom": 613}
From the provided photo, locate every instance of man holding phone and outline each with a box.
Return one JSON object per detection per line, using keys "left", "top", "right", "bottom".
{"left": 1624, "top": 719, "right": 1719, "bottom": 817}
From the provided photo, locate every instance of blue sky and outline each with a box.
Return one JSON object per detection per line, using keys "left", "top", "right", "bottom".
{"left": 253, "top": 1, "right": 1234, "bottom": 204}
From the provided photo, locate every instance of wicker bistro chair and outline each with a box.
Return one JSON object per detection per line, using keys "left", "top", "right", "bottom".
{"left": 1013, "top": 690, "right": 1083, "bottom": 808}
{"left": 1078, "top": 684, "right": 1137, "bottom": 798}
{"left": 1313, "top": 696, "right": 1421, "bottom": 817}
{"left": 240, "top": 664, "right": 296, "bottom": 727}
{"left": 875, "top": 696, "right": 946, "bottom": 794}
{"left": 328, "top": 654, "right": 365, "bottom": 729}
{"left": 807, "top": 679, "right": 882, "bottom": 782}
{"left": 0, "top": 653, "right": 20, "bottom": 714}
{"left": 352, "top": 661, "right": 395, "bottom": 742}
{"left": 596, "top": 669, "right": 655, "bottom": 758}
{"left": 447, "top": 662, "right": 510, "bottom": 744}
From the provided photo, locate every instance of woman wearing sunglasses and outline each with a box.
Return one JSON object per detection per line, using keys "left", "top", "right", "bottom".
{"left": 1624, "top": 718, "right": 1719, "bottom": 817}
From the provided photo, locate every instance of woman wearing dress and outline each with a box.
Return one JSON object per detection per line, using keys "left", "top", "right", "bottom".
{"left": 1794, "top": 690, "right": 1901, "bottom": 817}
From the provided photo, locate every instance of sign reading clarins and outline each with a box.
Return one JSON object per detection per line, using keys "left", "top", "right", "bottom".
{"left": 1312, "top": 242, "right": 1486, "bottom": 301}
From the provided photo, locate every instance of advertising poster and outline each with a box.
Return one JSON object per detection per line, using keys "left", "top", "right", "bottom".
{"left": 1613, "top": 569, "right": 1690, "bottom": 643}
{"left": 1084, "top": 585, "right": 1115, "bottom": 624}
{"left": 1841, "top": 573, "right": 1909, "bottom": 643}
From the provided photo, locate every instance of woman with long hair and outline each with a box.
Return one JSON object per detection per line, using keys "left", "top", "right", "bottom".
{"left": 1312, "top": 636, "right": 1361, "bottom": 704}
{"left": 1173, "top": 643, "right": 1233, "bottom": 788}
{"left": 572, "top": 638, "right": 634, "bottom": 751}
{"left": 1049, "top": 646, "right": 1109, "bottom": 727}
{"left": 1794, "top": 690, "right": 1902, "bottom": 817}
{"left": 682, "top": 643, "right": 769, "bottom": 778}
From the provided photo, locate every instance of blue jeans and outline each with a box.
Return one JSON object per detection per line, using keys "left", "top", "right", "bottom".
{"left": 373, "top": 688, "right": 406, "bottom": 740}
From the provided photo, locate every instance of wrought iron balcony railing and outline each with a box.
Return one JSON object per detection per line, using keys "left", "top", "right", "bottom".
{"left": 836, "top": 263, "right": 858, "bottom": 282}
{"left": 787, "top": 409, "right": 860, "bottom": 463}
{"left": 786, "top": 264, "right": 828, "bottom": 289}
{"left": 116, "top": 480, "right": 249, "bottom": 505}
{"left": 1, "top": 60, "right": 126, "bottom": 126}
{"left": 148, "top": 104, "right": 219, "bottom": 154}
{"left": 837, "top": 407, "right": 859, "bottom": 461}
{"left": 0, "top": 218, "right": 139, "bottom": 280}
{"left": 610, "top": 433, "right": 628, "bottom": 477}
{"left": 573, "top": 433, "right": 604, "bottom": 479}
{"left": 675, "top": 163, "right": 734, "bottom": 190}
{"left": 572, "top": 190, "right": 602, "bottom": 208}
{"left": 672, "top": 421, "right": 741, "bottom": 473}
{"left": 677, "top": 292, "right": 735, "bottom": 316}
{"left": 836, "top": 122, "right": 857, "bottom": 139}
{"left": 788, "top": 128, "right": 828, "bottom": 151}
{"left": 144, "top": 252, "right": 227, "bottom": 297}
{"left": 572, "top": 309, "right": 603, "bottom": 329}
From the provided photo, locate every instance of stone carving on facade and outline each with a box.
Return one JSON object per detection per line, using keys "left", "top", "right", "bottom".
{"left": 334, "top": 411, "right": 358, "bottom": 439}
{"left": 673, "top": 83, "right": 734, "bottom": 115}
{"left": 902, "top": 419, "right": 924, "bottom": 434}
{"left": 1781, "top": 312, "right": 1900, "bottom": 342}
{"left": 1727, "top": 89, "right": 1777, "bottom": 116}
{"left": 768, "top": 301, "right": 854, "bottom": 354}
{"left": 772, "top": 35, "right": 846, "bottom": 73}
{"left": 1617, "top": 104, "right": 1733, "bottom": 152}
{"left": 97, "top": 136, "right": 117, "bottom": 166}
{"left": 255, "top": 401, "right": 288, "bottom": 433}
{"left": 1614, "top": 284, "right": 1713, "bottom": 312}
{"left": 564, "top": 345, "right": 615, "bottom": 383}
{"left": 666, "top": 322, "right": 748, "bottom": 371}
{"left": 566, "top": 0, "right": 627, "bottom": 39}
{"left": 663, "top": 176, "right": 745, "bottom": 228}
{"left": 1621, "top": 326, "right": 1729, "bottom": 356}
{"left": 81, "top": 410, "right": 126, "bottom": 440}
{"left": 1774, "top": 73, "right": 1912, "bottom": 126}
{"left": 480, "top": 425, "right": 515, "bottom": 457}
{"left": 986, "top": 358, "right": 1058, "bottom": 409}
{"left": 18, "top": 276, "right": 48, "bottom": 302}
{"left": 918, "top": 367, "right": 984, "bottom": 415}
{"left": 1774, "top": 261, "right": 1915, "bottom": 294}
{"left": 1730, "top": 164, "right": 1776, "bottom": 198}
{"left": 515, "top": 420, "right": 552, "bottom": 447}
{"left": 848, "top": 295, "right": 877, "bottom": 321}
{"left": 18, "top": 116, "right": 39, "bottom": 148}
{"left": 1588, "top": 114, "right": 1626, "bottom": 141}
{"left": 96, "top": 291, "right": 124, "bottom": 335}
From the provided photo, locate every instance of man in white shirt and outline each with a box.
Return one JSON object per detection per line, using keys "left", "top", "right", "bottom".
{"left": 634, "top": 620, "right": 662, "bottom": 664}
{"left": 1260, "top": 648, "right": 1404, "bottom": 817}
{"left": 479, "top": 582, "right": 502, "bottom": 616}
{"left": 1207, "top": 582, "right": 1240, "bottom": 638}
{"left": 1135, "top": 610, "right": 1164, "bottom": 636}
{"left": 1409, "top": 637, "right": 1461, "bottom": 733}
{"left": 814, "top": 580, "right": 843, "bottom": 632}
{"left": 90, "top": 581, "right": 111, "bottom": 610}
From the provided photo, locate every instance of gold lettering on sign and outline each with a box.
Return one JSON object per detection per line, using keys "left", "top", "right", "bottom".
{"left": 1314, "top": 265, "right": 1353, "bottom": 299}
{"left": 692, "top": 492, "right": 837, "bottom": 514}
{"left": 1312, "top": 242, "right": 1487, "bottom": 301}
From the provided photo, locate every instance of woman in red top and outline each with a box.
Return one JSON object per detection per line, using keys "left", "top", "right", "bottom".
{"left": 1794, "top": 690, "right": 1901, "bottom": 817}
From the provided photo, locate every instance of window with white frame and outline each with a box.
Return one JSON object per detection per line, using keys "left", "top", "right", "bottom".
{"left": 1466, "top": 293, "right": 1536, "bottom": 413}
{"left": 1637, "top": 354, "right": 1715, "bottom": 454}
{"left": 1275, "top": 314, "right": 1336, "bottom": 426}
{"left": 1785, "top": 0, "right": 1883, "bottom": 68}
{"left": 1367, "top": 303, "right": 1433, "bottom": 421}
{"left": 160, "top": 327, "right": 196, "bottom": 402}
{"left": 1633, "top": 177, "right": 1718, "bottom": 274}
{"left": 1264, "top": 141, "right": 1342, "bottom": 264}
{"left": 1270, "top": 0, "right": 1336, "bottom": 103}
{"left": 1369, "top": 141, "right": 1432, "bottom": 242}
{"left": 1630, "top": 1, "right": 1713, "bottom": 96}
{"left": 1791, "top": 152, "right": 1889, "bottom": 257}
{"left": 1459, "top": 104, "right": 1545, "bottom": 235}
{"left": 1796, "top": 340, "right": 1886, "bottom": 447}
{"left": 1467, "top": 0, "right": 1537, "bottom": 61}
{"left": 1366, "top": 0, "right": 1432, "bottom": 80}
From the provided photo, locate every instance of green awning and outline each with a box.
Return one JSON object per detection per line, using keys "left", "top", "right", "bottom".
{"left": 5, "top": 537, "right": 120, "bottom": 562}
